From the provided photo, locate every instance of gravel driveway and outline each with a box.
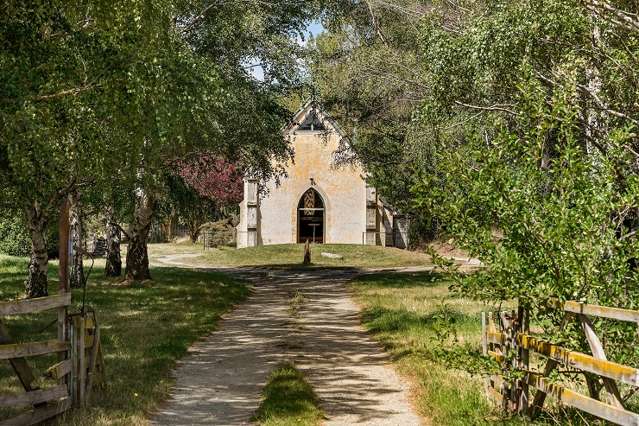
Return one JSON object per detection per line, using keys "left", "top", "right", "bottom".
{"left": 151, "top": 255, "right": 424, "bottom": 426}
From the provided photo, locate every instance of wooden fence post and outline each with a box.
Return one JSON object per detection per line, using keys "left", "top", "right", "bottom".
{"left": 579, "top": 314, "right": 624, "bottom": 407}
{"left": 69, "top": 317, "right": 77, "bottom": 406}
{"left": 481, "top": 312, "right": 488, "bottom": 356}
{"left": 484, "top": 301, "right": 639, "bottom": 424}
{"left": 58, "top": 199, "right": 70, "bottom": 388}
{"left": 70, "top": 315, "right": 87, "bottom": 407}
{"left": 77, "top": 316, "right": 86, "bottom": 407}
{"left": 517, "top": 305, "right": 529, "bottom": 414}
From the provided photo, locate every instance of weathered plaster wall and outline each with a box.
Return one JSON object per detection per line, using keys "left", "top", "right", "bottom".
{"left": 259, "top": 129, "right": 367, "bottom": 245}
{"left": 236, "top": 196, "right": 248, "bottom": 248}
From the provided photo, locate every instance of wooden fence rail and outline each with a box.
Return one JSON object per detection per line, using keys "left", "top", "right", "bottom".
{"left": 1, "top": 203, "right": 106, "bottom": 425}
{"left": 0, "top": 302, "right": 104, "bottom": 425}
{"left": 482, "top": 301, "right": 639, "bottom": 425}
{"left": 0, "top": 294, "right": 71, "bottom": 317}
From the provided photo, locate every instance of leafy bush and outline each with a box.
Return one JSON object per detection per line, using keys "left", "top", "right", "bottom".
{"left": 0, "top": 213, "right": 59, "bottom": 258}
{"left": 201, "top": 219, "right": 236, "bottom": 248}
{"left": 0, "top": 215, "right": 30, "bottom": 256}
{"left": 408, "top": 213, "right": 442, "bottom": 248}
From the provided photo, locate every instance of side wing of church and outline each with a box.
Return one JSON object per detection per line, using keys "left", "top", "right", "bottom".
{"left": 236, "top": 101, "right": 407, "bottom": 248}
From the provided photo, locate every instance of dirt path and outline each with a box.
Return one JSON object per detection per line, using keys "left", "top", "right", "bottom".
{"left": 151, "top": 255, "right": 423, "bottom": 426}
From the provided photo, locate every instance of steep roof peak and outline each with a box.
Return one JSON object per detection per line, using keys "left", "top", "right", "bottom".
{"left": 284, "top": 100, "right": 345, "bottom": 137}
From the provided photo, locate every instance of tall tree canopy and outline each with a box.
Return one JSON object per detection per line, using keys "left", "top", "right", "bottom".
{"left": 0, "top": 0, "right": 320, "bottom": 294}
{"left": 314, "top": 0, "right": 639, "bottom": 362}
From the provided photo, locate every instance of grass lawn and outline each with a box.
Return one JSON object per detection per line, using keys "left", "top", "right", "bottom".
{"left": 0, "top": 254, "right": 249, "bottom": 425}
{"left": 193, "top": 243, "right": 433, "bottom": 268}
{"left": 253, "top": 363, "right": 323, "bottom": 426}
{"left": 350, "top": 271, "right": 532, "bottom": 426}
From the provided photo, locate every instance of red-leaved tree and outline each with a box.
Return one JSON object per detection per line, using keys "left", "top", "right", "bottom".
{"left": 169, "top": 152, "right": 243, "bottom": 242}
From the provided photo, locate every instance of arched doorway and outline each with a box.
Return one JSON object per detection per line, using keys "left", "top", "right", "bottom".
{"left": 297, "top": 188, "right": 324, "bottom": 243}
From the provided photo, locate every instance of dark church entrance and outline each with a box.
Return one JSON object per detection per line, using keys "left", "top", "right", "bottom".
{"left": 297, "top": 188, "right": 324, "bottom": 243}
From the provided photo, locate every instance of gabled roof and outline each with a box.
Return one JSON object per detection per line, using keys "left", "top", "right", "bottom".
{"left": 284, "top": 100, "right": 347, "bottom": 137}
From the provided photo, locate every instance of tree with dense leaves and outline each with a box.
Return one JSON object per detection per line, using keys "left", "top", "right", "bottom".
{"left": 315, "top": 0, "right": 639, "bottom": 394}
{"left": 0, "top": 1, "right": 188, "bottom": 296}
{"left": 166, "top": 153, "right": 243, "bottom": 243}
{"left": 174, "top": 154, "right": 243, "bottom": 205}
{"left": 311, "top": 1, "right": 435, "bottom": 238}
{"left": 119, "top": 0, "right": 321, "bottom": 281}
{"left": 1, "top": 0, "right": 320, "bottom": 292}
{"left": 3, "top": 2, "right": 172, "bottom": 293}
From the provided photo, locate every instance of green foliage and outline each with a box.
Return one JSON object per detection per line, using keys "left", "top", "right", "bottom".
{"left": 351, "top": 271, "right": 518, "bottom": 424}
{"left": 411, "top": 1, "right": 639, "bottom": 362}
{"left": 0, "top": 214, "right": 30, "bottom": 256}
{"left": 159, "top": 172, "right": 219, "bottom": 240}
{"left": 0, "top": 258, "right": 249, "bottom": 425}
{"left": 312, "top": 2, "right": 434, "bottom": 218}
{"left": 1, "top": 0, "right": 322, "bottom": 291}
{"left": 253, "top": 363, "right": 323, "bottom": 426}
{"left": 0, "top": 212, "right": 59, "bottom": 258}
{"left": 316, "top": 0, "right": 639, "bottom": 366}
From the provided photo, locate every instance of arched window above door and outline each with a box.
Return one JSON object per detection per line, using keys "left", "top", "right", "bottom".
{"left": 298, "top": 188, "right": 324, "bottom": 215}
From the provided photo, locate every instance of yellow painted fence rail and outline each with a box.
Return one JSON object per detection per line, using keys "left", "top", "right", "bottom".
{"left": 481, "top": 301, "right": 639, "bottom": 425}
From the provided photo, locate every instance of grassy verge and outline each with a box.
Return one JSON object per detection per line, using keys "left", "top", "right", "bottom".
{"left": 0, "top": 254, "right": 249, "bottom": 425}
{"left": 350, "top": 271, "right": 529, "bottom": 425}
{"left": 253, "top": 363, "right": 323, "bottom": 426}
{"left": 195, "top": 243, "right": 433, "bottom": 268}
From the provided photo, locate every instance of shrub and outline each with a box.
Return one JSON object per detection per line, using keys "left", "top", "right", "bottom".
{"left": 0, "top": 214, "right": 30, "bottom": 256}
{"left": 0, "top": 213, "right": 59, "bottom": 258}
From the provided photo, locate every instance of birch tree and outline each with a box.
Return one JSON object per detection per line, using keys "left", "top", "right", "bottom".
{"left": 119, "top": 0, "right": 319, "bottom": 281}
{"left": 0, "top": 1, "right": 217, "bottom": 295}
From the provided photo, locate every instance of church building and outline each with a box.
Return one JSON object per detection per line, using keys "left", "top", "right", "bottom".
{"left": 236, "top": 101, "right": 408, "bottom": 248}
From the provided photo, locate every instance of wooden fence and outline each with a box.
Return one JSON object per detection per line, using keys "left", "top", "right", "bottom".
{"left": 482, "top": 301, "right": 639, "bottom": 425}
{"left": 1, "top": 201, "right": 104, "bottom": 425}
{"left": 0, "top": 296, "right": 104, "bottom": 425}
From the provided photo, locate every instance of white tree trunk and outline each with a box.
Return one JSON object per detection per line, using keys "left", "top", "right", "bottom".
{"left": 69, "top": 192, "right": 84, "bottom": 288}
{"left": 25, "top": 201, "right": 48, "bottom": 298}
{"left": 104, "top": 206, "right": 122, "bottom": 277}
{"left": 585, "top": 21, "right": 604, "bottom": 158}
{"left": 125, "top": 189, "right": 154, "bottom": 281}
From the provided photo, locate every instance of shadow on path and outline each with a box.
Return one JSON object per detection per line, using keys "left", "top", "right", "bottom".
{"left": 151, "top": 256, "right": 423, "bottom": 426}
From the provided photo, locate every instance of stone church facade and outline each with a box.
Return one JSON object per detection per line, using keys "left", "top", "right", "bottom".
{"left": 236, "top": 101, "right": 407, "bottom": 248}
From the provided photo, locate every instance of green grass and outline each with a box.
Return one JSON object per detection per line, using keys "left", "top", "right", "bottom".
{"left": 288, "top": 290, "right": 305, "bottom": 318}
{"left": 350, "top": 271, "right": 527, "bottom": 425}
{"left": 351, "top": 271, "right": 610, "bottom": 425}
{"left": 195, "top": 243, "right": 433, "bottom": 268}
{"left": 253, "top": 363, "right": 323, "bottom": 426}
{"left": 0, "top": 254, "right": 249, "bottom": 425}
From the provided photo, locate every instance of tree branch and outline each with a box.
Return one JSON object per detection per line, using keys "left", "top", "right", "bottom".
{"left": 34, "top": 84, "right": 96, "bottom": 101}
{"left": 535, "top": 69, "right": 639, "bottom": 126}
{"left": 364, "top": 0, "right": 389, "bottom": 45}
{"left": 585, "top": 0, "right": 639, "bottom": 32}
{"left": 113, "top": 222, "right": 130, "bottom": 239}
{"left": 575, "top": 82, "right": 639, "bottom": 126}
{"left": 454, "top": 100, "right": 518, "bottom": 116}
